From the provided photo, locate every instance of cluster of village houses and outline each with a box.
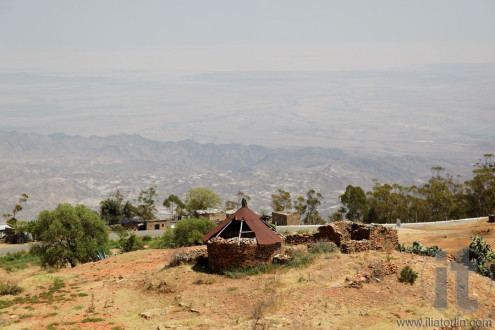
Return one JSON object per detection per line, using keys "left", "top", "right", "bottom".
{"left": 0, "top": 208, "right": 299, "bottom": 243}
{"left": 121, "top": 209, "right": 300, "bottom": 231}
{"left": 2, "top": 203, "right": 399, "bottom": 274}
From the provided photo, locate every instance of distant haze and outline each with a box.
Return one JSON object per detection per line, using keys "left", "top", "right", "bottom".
{"left": 0, "top": 1, "right": 494, "bottom": 219}
{"left": 1, "top": 1, "right": 494, "bottom": 155}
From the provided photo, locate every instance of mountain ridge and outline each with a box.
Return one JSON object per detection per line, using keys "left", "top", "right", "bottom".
{"left": 0, "top": 130, "right": 472, "bottom": 221}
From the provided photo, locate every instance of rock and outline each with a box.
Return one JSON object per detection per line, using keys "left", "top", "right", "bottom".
{"left": 139, "top": 309, "right": 162, "bottom": 320}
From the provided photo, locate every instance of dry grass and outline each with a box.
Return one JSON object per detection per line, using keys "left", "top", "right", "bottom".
{"left": 0, "top": 220, "right": 494, "bottom": 329}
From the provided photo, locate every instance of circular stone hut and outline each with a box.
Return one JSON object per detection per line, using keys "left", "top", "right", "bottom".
{"left": 202, "top": 203, "right": 284, "bottom": 272}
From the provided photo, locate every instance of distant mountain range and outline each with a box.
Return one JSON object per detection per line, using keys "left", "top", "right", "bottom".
{"left": 0, "top": 130, "right": 475, "bottom": 221}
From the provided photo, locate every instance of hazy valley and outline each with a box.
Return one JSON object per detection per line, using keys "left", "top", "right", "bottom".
{"left": 0, "top": 130, "right": 478, "bottom": 221}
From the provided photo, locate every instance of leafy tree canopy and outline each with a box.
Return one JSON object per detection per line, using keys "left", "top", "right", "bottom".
{"left": 31, "top": 204, "right": 108, "bottom": 268}
{"left": 185, "top": 187, "right": 221, "bottom": 213}
{"left": 136, "top": 185, "right": 158, "bottom": 221}
{"left": 271, "top": 189, "right": 292, "bottom": 212}
{"left": 3, "top": 193, "right": 29, "bottom": 225}
{"left": 340, "top": 185, "right": 367, "bottom": 222}
{"left": 163, "top": 194, "right": 186, "bottom": 219}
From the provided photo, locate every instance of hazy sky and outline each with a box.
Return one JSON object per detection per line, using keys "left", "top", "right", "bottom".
{"left": 0, "top": 1, "right": 494, "bottom": 153}
{"left": 1, "top": 0, "right": 494, "bottom": 73}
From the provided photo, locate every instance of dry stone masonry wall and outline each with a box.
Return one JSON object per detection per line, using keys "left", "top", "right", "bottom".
{"left": 207, "top": 237, "right": 284, "bottom": 272}
{"left": 286, "top": 221, "right": 398, "bottom": 254}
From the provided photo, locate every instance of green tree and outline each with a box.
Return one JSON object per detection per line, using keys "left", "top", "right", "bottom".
{"left": 236, "top": 191, "right": 251, "bottom": 205}
{"left": 271, "top": 189, "right": 292, "bottom": 212}
{"left": 31, "top": 204, "right": 108, "bottom": 268}
{"left": 163, "top": 194, "right": 186, "bottom": 219}
{"left": 293, "top": 195, "right": 307, "bottom": 216}
{"left": 340, "top": 185, "right": 367, "bottom": 222}
{"left": 364, "top": 180, "right": 394, "bottom": 224}
{"left": 328, "top": 207, "right": 346, "bottom": 222}
{"left": 3, "top": 193, "right": 29, "bottom": 225}
{"left": 225, "top": 191, "right": 251, "bottom": 210}
{"left": 465, "top": 155, "right": 495, "bottom": 217}
{"left": 185, "top": 187, "right": 222, "bottom": 213}
{"left": 295, "top": 190, "right": 325, "bottom": 225}
{"left": 100, "top": 198, "right": 123, "bottom": 226}
{"left": 122, "top": 200, "right": 137, "bottom": 219}
{"left": 100, "top": 190, "right": 137, "bottom": 225}
{"left": 225, "top": 200, "right": 239, "bottom": 210}
{"left": 136, "top": 185, "right": 158, "bottom": 221}
{"left": 421, "top": 176, "right": 454, "bottom": 222}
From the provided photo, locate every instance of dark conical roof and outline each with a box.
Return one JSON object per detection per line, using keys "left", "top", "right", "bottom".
{"left": 202, "top": 206, "right": 282, "bottom": 245}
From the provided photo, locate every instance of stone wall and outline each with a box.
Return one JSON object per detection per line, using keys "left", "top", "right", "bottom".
{"left": 286, "top": 221, "right": 398, "bottom": 254}
{"left": 319, "top": 221, "right": 398, "bottom": 253}
{"left": 285, "top": 232, "right": 320, "bottom": 245}
{"left": 206, "top": 237, "right": 284, "bottom": 272}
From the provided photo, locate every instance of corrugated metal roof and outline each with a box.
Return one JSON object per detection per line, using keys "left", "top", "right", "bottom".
{"left": 202, "top": 206, "right": 282, "bottom": 245}
{"left": 0, "top": 224, "right": 12, "bottom": 231}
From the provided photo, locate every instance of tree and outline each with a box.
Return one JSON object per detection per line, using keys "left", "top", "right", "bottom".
{"left": 293, "top": 196, "right": 307, "bottom": 216}
{"left": 163, "top": 194, "right": 186, "bottom": 219}
{"left": 271, "top": 189, "right": 292, "bottom": 212}
{"left": 364, "top": 180, "right": 394, "bottom": 224}
{"left": 340, "top": 185, "right": 367, "bottom": 222}
{"left": 465, "top": 156, "right": 495, "bottom": 217}
{"left": 328, "top": 207, "right": 345, "bottom": 222}
{"left": 225, "top": 200, "right": 239, "bottom": 210}
{"left": 185, "top": 187, "right": 221, "bottom": 213}
{"left": 100, "top": 190, "right": 137, "bottom": 225}
{"left": 236, "top": 191, "right": 251, "bottom": 205}
{"left": 31, "top": 204, "right": 108, "bottom": 268}
{"left": 122, "top": 200, "right": 137, "bottom": 219}
{"left": 296, "top": 190, "right": 325, "bottom": 225}
{"left": 100, "top": 198, "right": 123, "bottom": 226}
{"left": 225, "top": 191, "right": 251, "bottom": 210}
{"left": 3, "top": 193, "right": 29, "bottom": 225}
{"left": 136, "top": 185, "right": 158, "bottom": 221}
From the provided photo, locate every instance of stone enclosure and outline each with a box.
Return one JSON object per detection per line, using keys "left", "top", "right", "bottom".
{"left": 206, "top": 237, "right": 284, "bottom": 272}
{"left": 287, "top": 221, "right": 398, "bottom": 253}
{"left": 204, "top": 217, "right": 398, "bottom": 272}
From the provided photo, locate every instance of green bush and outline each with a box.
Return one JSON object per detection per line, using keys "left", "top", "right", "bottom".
{"left": 149, "top": 230, "right": 174, "bottom": 249}
{"left": 399, "top": 241, "right": 442, "bottom": 257}
{"left": 0, "top": 281, "right": 23, "bottom": 296}
{"left": 469, "top": 235, "right": 495, "bottom": 278}
{"left": 120, "top": 233, "right": 144, "bottom": 252}
{"left": 173, "top": 218, "right": 217, "bottom": 246}
{"left": 399, "top": 266, "right": 418, "bottom": 284}
{"left": 0, "top": 251, "right": 40, "bottom": 272}
{"left": 151, "top": 218, "right": 216, "bottom": 248}
{"left": 141, "top": 235, "right": 153, "bottom": 242}
{"left": 106, "top": 239, "right": 121, "bottom": 249}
